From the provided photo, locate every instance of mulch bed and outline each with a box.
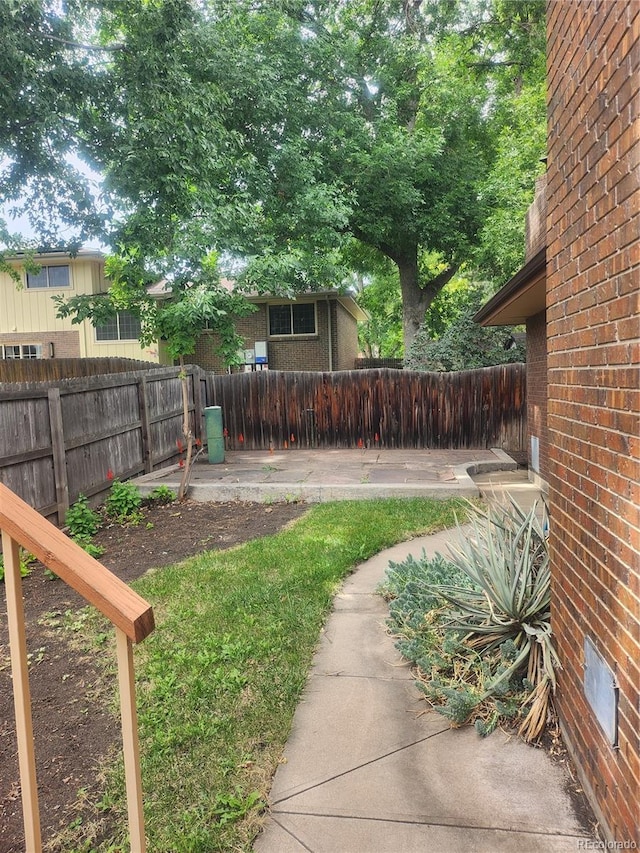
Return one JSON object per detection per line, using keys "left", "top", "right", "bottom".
{"left": 0, "top": 499, "right": 307, "bottom": 853}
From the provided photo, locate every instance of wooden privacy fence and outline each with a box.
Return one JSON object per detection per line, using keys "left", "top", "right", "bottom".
{"left": 207, "top": 364, "right": 526, "bottom": 452}
{"left": 0, "top": 366, "right": 205, "bottom": 523}
{"left": 0, "top": 357, "right": 163, "bottom": 384}
{"left": 0, "top": 482, "right": 154, "bottom": 852}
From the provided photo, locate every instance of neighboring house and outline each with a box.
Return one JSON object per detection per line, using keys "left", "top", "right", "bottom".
{"left": 0, "top": 250, "right": 168, "bottom": 364}
{"left": 476, "top": 3, "right": 639, "bottom": 844}
{"left": 192, "top": 287, "right": 368, "bottom": 373}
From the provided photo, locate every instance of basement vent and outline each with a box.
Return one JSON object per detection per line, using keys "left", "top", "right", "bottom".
{"left": 584, "top": 636, "right": 619, "bottom": 747}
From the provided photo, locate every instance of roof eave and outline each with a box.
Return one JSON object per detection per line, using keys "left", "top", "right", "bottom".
{"left": 474, "top": 248, "right": 546, "bottom": 326}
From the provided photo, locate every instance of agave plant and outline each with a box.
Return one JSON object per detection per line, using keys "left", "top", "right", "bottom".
{"left": 434, "top": 496, "right": 559, "bottom": 741}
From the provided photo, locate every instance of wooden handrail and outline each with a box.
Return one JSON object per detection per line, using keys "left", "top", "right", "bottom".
{"left": 0, "top": 482, "right": 154, "bottom": 851}
{"left": 0, "top": 482, "right": 154, "bottom": 642}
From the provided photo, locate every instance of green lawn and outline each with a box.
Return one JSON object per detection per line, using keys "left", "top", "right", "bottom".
{"left": 67, "top": 498, "right": 466, "bottom": 853}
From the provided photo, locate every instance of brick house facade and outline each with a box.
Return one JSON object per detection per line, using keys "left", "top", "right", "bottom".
{"left": 546, "top": 1, "right": 639, "bottom": 842}
{"left": 476, "top": 2, "right": 639, "bottom": 840}
{"left": 192, "top": 293, "right": 365, "bottom": 373}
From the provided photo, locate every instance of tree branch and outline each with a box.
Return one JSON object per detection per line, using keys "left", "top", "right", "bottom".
{"left": 34, "top": 31, "right": 124, "bottom": 52}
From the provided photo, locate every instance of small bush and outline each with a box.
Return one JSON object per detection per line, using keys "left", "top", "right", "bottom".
{"left": 381, "top": 497, "right": 558, "bottom": 742}
{"left": 146, "top": 485, "right": 177, "bottom": 505}
{"left": 105, "top": 479, "right": 142, "bottom": 522}
{"left": 0, "top": 551, "right": 33, "bottom": 582}
{"left": 65, "top": 494, "right": 101, "bottom": 539}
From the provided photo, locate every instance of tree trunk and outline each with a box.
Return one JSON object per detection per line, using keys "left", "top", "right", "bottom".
{"left": 397, "top": 256, "right": 459, "bottom": 355}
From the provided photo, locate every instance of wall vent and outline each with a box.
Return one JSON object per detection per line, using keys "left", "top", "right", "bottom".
{"left": 584, "top": 636, "right": 619, "bottom": 747}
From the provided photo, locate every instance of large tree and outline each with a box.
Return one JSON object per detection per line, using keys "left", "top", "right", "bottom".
{"left": 0, "top": 0, "right": 545, "bottom": 352}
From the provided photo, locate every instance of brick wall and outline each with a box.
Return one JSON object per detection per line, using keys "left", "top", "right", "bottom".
{"left": 192, "top": 299, "right": 358, "bottom": 373}
{"left": 0, "top": 330, "right": 80, "bottom": 358}
{"left": 547, "top": 0, "right": 640, "bottom": 842}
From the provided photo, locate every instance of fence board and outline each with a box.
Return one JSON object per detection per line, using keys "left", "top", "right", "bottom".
{"left": 0, "top": 366, "right": 205, "bottom": 519}
{"left": 208, "top": 365, "right": 526, "bottom": 452}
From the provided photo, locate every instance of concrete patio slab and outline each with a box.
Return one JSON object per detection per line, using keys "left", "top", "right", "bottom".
{"left": 133, "top": 447, "right": 519, "bottom": 503}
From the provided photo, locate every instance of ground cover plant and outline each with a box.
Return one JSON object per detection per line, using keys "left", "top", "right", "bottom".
{"left": 381, "top": 497, "right": 558, "bottom": 742}
{"left": 34, "top": 497, "right": 465, "bottom": 853}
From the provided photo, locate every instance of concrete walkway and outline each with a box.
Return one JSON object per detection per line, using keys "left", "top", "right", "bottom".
{"left": 253, "top": 526, "right": 595, "bottom": 853}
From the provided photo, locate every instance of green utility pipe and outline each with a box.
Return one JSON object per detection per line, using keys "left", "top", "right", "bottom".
{"left": 205, "top": 406, "right": 225, "bottom": 464}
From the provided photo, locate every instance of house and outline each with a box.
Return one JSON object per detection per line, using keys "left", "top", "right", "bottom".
{"left": 474, "top": 174, "right": 547, "bottom": 489}
{"left": 191, "top": 287, "right": 368, "bottom": 373}
{"left": 0, "top": 250, "right": 169, "bottom": 364}
{"left": 476, "top": 3, "right": 639, "bottom": 843}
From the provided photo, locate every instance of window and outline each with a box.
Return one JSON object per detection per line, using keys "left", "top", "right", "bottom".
{"left": 26, "top": 265, "right": 70, "bottom": 289}
{"left": 96, "top": 310, "right": 142, "bottom": 341}
{"left": 269, "top": 303, "right": 316, "bottom": 336}
{"left": 1, "top": 344, "right": 42, "bottom": 359}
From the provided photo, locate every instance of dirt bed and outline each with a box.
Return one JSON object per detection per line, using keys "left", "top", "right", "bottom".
{"left": 0, "top": 499, "right": 307, "bottom": 853}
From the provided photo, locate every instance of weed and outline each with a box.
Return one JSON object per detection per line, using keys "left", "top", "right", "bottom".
{"left": 146, "top": 484, "right": 177, "bottom": 505}
{"left": 105, "top": 479, "right": 142, "bottom": 523}
{"left": 65, "top": 494, "right": 101, "bottom": 539}
{"left": 0, "top": 549, "right": 34, "bottom": 582}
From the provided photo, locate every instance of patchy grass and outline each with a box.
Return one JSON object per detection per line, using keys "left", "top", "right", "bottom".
{"left": 59, "top": 498, "right": 465, "bottom": 853}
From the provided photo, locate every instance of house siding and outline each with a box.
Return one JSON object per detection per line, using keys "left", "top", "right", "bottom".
{"left": 547, "top": 0, "right": 640, "bottom": 843}
{"left": 0, "top": 255, "right": 164, "bottom": 363}
{"left": 526, "top": 310, "right": 548, "bottom": 483}
{"left": 334, "top": 301, "right": 360, "bottom": 370}
{"left": 194, "top": 297, "right": 360, "bottom": 374}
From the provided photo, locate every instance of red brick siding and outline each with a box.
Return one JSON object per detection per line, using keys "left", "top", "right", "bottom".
{"left": 193, "top": 300, "right": 357, "bottom": 373}
{"left": 0, "top": 330, "right": 80, "bottom": 358}
{"left": 547, "top": 0, "right": 640, "bottom": 842}
{"left": 525, "top": 310, "right": 548, "bottom": 481}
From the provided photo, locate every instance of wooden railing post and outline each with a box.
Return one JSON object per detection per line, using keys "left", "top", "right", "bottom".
{"left": 115, "top": 627, "right": 147, "bottom": 853}
{"left": 2, "top": 530, "right": 42, "bottom": 853}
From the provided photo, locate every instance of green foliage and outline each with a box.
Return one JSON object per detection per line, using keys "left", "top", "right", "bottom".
{"left": 382, "top": 497, "right": 558, "bottom": 741}
{"left": 146, "top": 485, "right": 177, "bottom": 505}
{"left": 105, "top": 479, "right": 142, "bottom": 523}
{"left": 406, "top": 303, "right": 526, "bottom": 372}
{"left": 58, "top": 497, "right": 465, "bottom": 851}
{"left": 0, "top": 550, "right": 33, "bottom": 582}
{"left": 65, "top": 494, "right": 101, "bottom": 540}
{"left": 72, "top": 536, "right": 105, "bottom": 559}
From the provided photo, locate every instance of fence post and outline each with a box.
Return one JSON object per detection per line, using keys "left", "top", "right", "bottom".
{"left": 137, "top": 377, "right": 153, "bottom": 474}
{"left": 115, "top": 627, "right": 147, "bottom": 853}
{"left": 47, "top": 387, "right": 69, "bottom": 525}
{"left": 2, "top": 530, "right": 42, "bottom": 853}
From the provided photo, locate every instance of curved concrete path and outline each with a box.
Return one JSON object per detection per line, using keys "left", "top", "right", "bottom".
{"left": 253, "top": 527, "right": 595, "bottom": 853}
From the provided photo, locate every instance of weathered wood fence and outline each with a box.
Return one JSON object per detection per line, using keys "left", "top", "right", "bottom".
{"left": 0, "top": 366, "right": 205, "bottom": 522}
{"left": 0, "top": 357, "right": 162, "bottom": 384}
{"left": 207, "top": 364, "right": 526, "bottom": 452}
{"left": 1, "top": 363, "right": 525, "bottom": 518}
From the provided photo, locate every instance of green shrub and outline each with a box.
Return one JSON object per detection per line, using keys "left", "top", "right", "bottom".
{"left": 146, "top": 485, "right": 177, "bottom": 505}
{"left": 65, "top": 494, "right": 101, "bottom": 539}
{"left": 0, "top": 551, "right": 33, "bottom": 582}
{"left": 105, "top": 479, "right": 142, "bottom": 523}
{"left": 382, "top": 497, "right": 558, "bottom": 742}
{"left": 72, "top": 535, "right": 106, "bottom": 559}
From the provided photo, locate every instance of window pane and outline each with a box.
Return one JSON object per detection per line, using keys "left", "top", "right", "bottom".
{"left": 118, "top": 311, "right": 141, "bottom": 340}
{"left": 48, "top": 265, "right": 70, "bottom": 287}
{"left": 292, "top": 303, "right": 316, "bottom": 334}
{"left": 21, "top": 345, "right": 42, "bottom": 359}
{"left": 4, "top": 345, "right": 21, "bottom": 359}
{"left": 26, "top": 268, "right": 48, "bottom": 288}
{"left": 96, "top": 316, "right": 119, "bottom": 341}
{"left": 269, "top": 305, "right": 292, "bottom": 335}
